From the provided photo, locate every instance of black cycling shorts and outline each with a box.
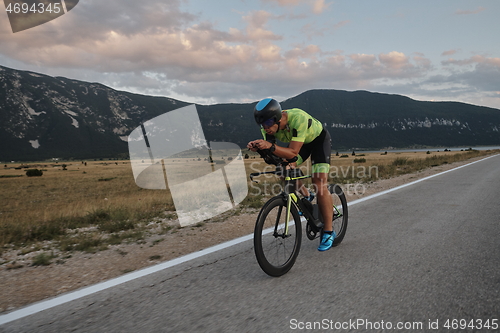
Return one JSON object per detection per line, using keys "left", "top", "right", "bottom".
{"left": 295, "top": 127, "right": 331, "bottom": 173}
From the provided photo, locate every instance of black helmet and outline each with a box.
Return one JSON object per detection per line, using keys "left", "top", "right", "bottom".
{"left": 254, "top": 98, "right": 282, "bottom": 126}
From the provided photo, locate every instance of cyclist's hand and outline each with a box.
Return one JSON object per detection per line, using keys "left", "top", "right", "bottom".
{"left": 247, "top": 139, "right": 272, "bottom": 151}
{"left": 247, "top": 140, "right": 258, "bottom": 152}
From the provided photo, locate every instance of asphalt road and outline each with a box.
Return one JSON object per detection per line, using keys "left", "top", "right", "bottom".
{"left": 2, "top": 155, "right": 500, "bottom": 332}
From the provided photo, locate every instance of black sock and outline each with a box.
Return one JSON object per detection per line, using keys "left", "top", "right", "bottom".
{"left": 324, "top": 230, "right": 333, "bottom": 234}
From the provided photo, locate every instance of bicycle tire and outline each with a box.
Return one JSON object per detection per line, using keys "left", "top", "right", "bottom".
{"left": 254, "top": 196, "right": 302, "bottom": 277}
{"left": 328, "top": 184, "right": 348, "bottom": 246}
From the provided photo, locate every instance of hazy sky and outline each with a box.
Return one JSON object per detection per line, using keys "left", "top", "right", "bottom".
{"left": 1, "top": 0, "right": 499, "bottom": 109}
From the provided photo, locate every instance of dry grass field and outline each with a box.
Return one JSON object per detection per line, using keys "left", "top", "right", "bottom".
{"left": 0, "top": 160, "right": 173, "bottom": 253}
{"left": 0, "top": 148, "right": 496, "bottom": 258}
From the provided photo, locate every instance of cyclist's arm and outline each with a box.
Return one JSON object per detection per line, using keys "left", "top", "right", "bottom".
{"left": 275, "top": 140, "right": 302, "bottom": 160}
{"left": 248, "top": 139, "right": 302, "bottom": 159}
{"left": 246, "top": 130, "right": 277, "bottom": 152}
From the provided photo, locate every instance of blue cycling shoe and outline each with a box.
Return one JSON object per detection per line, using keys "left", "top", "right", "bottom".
{"left": 318, "top": 231, "right": 336, "bottom": 251}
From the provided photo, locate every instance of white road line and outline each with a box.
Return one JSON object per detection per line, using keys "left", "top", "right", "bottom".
{"left": 0, "top": 234, "right": 254, "bottom": 326}
{"left": 1, "top": 154, "right": 498, "bottom": 325}
{"left": 348, "top": 154, "right": 498, "bottom": 207}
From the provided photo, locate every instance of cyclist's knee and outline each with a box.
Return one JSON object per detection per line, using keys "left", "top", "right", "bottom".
{"left": 312, "top": 176, "right": 328, "bottom": 195}
{"left": 312, "top": 171, "right": 328, "bottom": 183}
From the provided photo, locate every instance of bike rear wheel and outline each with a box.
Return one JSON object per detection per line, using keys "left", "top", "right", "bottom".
{"left": 329, "top": 184, "right": 348, "bottom": 246}
{"left": 254, "top": 196, "right": 302, "bottom": 277}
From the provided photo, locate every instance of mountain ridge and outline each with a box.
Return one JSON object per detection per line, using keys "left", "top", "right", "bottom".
{"left": 1, "top": 65, "right": 499, "bottom": 161}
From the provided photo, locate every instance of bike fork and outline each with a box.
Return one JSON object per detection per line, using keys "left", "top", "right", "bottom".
{"left": 274, "top": 194, "right": 297, "bottom": 238}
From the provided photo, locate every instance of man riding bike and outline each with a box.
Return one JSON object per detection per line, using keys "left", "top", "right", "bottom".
{"left": 247, "top": 98, "right": 335, "bottom": 251}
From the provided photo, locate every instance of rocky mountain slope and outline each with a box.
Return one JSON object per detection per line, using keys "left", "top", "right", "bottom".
{"left": 1, "top": 65, "right": 499, "bottom": 161}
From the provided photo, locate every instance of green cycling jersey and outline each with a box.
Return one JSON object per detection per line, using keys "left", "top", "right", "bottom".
{"left": 260, "top": 108, "right": 324, "bottom": 143}
{"left": 260, "top": 108, "right": 331, "bottom": 174}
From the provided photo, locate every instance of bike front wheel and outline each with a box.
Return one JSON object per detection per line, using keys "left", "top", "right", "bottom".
{"left": 254, "top": 196, "right": 302, "bottom": 277}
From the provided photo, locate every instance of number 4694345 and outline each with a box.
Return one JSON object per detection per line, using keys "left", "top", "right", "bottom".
{"left": 444, "top": 319, "right": 498, "bottom": 330}
{"left": 5, "top": 2, "right": 62, "bottom": 14}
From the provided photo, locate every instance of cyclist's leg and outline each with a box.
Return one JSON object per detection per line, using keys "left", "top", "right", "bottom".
{"left": 312, "top": 170, "right": 333, "bottom": 231}
{"left": 297, "top": 179, "right": 309, "bottom": 197}
{"left": 295, "top": 148, "right": 313, "bottom": 198}
{"left": 281, "top": 159, "right": 309, "bottom": 197}
{"left": 310, "top": 128, "right": 333, "bottom": 231}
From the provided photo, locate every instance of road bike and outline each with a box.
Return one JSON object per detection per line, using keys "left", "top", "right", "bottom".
{"left": 250, "top": 149, "right": 348, "bottom": 277}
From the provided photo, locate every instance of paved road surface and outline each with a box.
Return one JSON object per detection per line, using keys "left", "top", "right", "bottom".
{"left": 2, "top": 155, "right": 500, "bottom": 332}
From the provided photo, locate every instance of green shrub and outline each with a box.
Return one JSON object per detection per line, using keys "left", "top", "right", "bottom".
{"left": 72, "top": 235, "right": 103, "bottom": 253}
{"left": 149, "top": 255, "right": 162, "bottom": 260}
{"left": 353, "top": 158, "right": 366, "bottom": 163}
{"left": 98, "top": 177, "right": 116, "bottom": 181}
{"left": 2, "top": 220, "right": 67, "bottom": 245}
{"left": 241, "top": 194, "right": 264, "bottom": 208}
{"left": 26, "top": 169, "right": 43, "bottom": 177}
{"left": 98, "top": 219, "right": 135, "bottom": 233}
{"left": 85, "top": 209, "right": 111, "bottom": 223}
{"left": 32, "top": 252, "right": 53, "bottom": 266}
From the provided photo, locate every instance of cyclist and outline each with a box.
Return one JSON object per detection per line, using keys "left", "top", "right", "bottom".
{"left": 247, "top": 98, "right": 335, "bottom": 251}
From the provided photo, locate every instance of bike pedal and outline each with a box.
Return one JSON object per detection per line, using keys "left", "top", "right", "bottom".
{"left": 307, "top": 219, "right": 324, "bottom": 232}
{"left": 305, "top": 227, "right": 318, "bottom": 240}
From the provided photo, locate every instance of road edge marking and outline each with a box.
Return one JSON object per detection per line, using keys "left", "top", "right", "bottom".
{"left": 348, "top": 154, "right": 499, "bottom": 207}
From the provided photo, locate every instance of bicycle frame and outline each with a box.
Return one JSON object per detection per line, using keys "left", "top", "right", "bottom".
{"left": 251, "top": 166, "right": 324, "bottom": 236}
{"left": 285, "top": 171, "right": 345, "bottom": 224}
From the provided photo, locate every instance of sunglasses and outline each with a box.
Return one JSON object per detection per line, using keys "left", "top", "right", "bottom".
{"left": 261, "top": 118, "right": 276, "bottom": 129}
